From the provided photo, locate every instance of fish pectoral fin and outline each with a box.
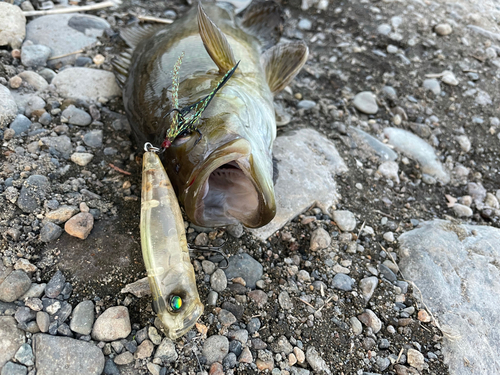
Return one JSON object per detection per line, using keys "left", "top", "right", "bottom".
{"left": 261, "top": 41, "right": 309, "bottom": 95}
{"left": 111, "top": 49, "right": 133, "bottom": 88}
{"left": 198, "top": 3, "right": 238, "bottom": 74}
{"left": 120, "top": 24, "right": 165, "bottom": 49}
{"left": 237, "top": 0, "right": 283, "bottom": 50}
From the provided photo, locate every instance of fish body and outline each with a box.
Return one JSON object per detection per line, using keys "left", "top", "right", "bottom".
{"left": 140, "top": 149, "right": 203, "bottom": 339}
{"left": 115, "top": 1, "right": 308, "bottom": 228}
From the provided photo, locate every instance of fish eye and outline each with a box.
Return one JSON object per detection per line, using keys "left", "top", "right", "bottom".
{"left": 169, "top": 295, "right": 183, "bottom": 312}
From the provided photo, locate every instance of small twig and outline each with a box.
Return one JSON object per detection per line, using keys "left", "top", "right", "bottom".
{"left": 373, "top": 209, "right": 396, "bottom": 219}
{"left": 396, "top": 347, "right": 404, "bottom": 363}
{"left": 135, "top": 14, "right": 173, "bottom": 24}
{"left": 109, "top": 163, "right": 131, "bottom": 175}
{"left": 315, "top": 294, "right": 335, "bottom": 314}
{"left": 295, "top": 297, "right": 315, "bottom": 310}
{"left": 47, "top": 49, "right": 84, "bottom": 61}
{"left": 23, "top": 0, "right": 120, "bottom": 16}
{"left": 357, "top": 220, "right": 366, "bottom": 238}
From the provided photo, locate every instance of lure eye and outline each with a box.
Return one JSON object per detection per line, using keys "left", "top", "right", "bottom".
{"left": 169, "top": 295, "right": 182, "bottom": 312}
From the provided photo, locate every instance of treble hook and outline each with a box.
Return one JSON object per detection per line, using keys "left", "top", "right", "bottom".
{"left": 189, "top": 242, "right": 230, "bottom": 269}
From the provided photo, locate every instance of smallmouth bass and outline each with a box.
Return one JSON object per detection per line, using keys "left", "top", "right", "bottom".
{"left": 114, "top": 1, "right": 308, "bottom": 228}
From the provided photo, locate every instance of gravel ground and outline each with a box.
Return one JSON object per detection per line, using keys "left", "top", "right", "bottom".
{"left": 1, "top": 0, "right": 500, "bottom": 374}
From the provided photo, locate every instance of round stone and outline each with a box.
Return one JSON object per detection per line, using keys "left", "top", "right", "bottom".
{"left": 353, "top": 91, "right": 378, "bottom": 114}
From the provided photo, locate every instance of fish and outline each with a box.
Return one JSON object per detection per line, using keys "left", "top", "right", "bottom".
{"left": 140, "top": 143, "right": 203, "bottom": 339}
{"left": 113, "top": 1, "right": 308, "bottom": 228}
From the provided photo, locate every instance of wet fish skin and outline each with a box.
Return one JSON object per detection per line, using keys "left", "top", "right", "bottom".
{"left": 116, "top": 2, "right": 308, "bottom": 228}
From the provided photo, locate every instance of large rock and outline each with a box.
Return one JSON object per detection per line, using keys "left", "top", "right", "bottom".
{"left": 398, "top": 220, "right": 500, "bottom": 375}
{"left": 25, "top": 14, "right": 110, "bottom": 67}
{"left": 383, "top": 128, "right": 450, "bottom": 184}
{"left": 251, "top": 129, "right": 347, "bottom": 240}
{"left": 0, "top": 3, "right": 26, "bottom": 49}
{"left": 91, "top": 306, "right": 131, "bottom": 341}
{"left": 0, "top": 85, "right": 18, "bottom": 129}
{"left": 33, "top": 334, "right": 104, "bottom": 375}
{"left": 0, "top": 316, "right": 26, "bottom": 369}
{"left": 0, "top": 270, "right": 32, "bottom": 302}
{"left": 51, "top": 68, "right": 121, "bottom": 102}
{"left": 224, "top": 253, "right": 263, "bottom": 289}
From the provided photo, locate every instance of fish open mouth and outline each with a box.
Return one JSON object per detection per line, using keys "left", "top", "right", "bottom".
{"left": 185, "top": 139, "right": 275, "bottom": 228}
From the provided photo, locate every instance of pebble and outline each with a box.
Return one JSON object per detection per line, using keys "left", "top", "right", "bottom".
{"left": 15, "top": 343, "right": 34, "bottom": 366}
{"left": 46, "top": 205, "right": 79, "bottom": 224}
{"left": 332, "top": 210, "right": 356, "bottom": 232}
{"left": 91, "top": 306, "right": 131, "bottom": 341}
{"left": 39, "top": 68, "right": 56, "bottom": 83}
{"left": 228, "top": 329, "right": 248, "bottom": 344}
{"left": 309, "top": 227, "right": 331, "bottom": 251}
{"left": 435, "top": 23, "right": 452, "bottom": 36}
{"left": 83, "top": 130, "right": 103, "bottom": 148}
{"left": 278, "top": 291, "right": 294, "bottom": 310}
{"left": 224, "top": 253, "right": 263, "bottom": 289}
{"left": 9, "top": 115, "right": 31, "bottom": 135}
{"left": 423, "top": 79, "right": 441, "bottom": 95}
{"left": 353, "top": 91, "right": 378, "bottom": 114}
{"left": 202, "top": 260, "right": 216, "bottom": 275}
{"left": 9, "top": 76, "right": 22, "bottom": 89}
{"left": 15, "top": 306, "right": 36, "bottom": 324}
{"left": 154, "top": 338, "right": 178, "bottom": 363}
{"left": 456, "top": 135, "right": 471, "bottom": 153}
{"left": 358, "top": 309, "right": 382, "bottom": 333}
{"left": 332, "top": 273, "right": 354, "bottom": 291}
{"left": 239, "top": 347, "right": 253, "bottom": 363}
{"left": 377, "top": 161, "right": 400, "bottom": 183}
{"left": 34, "top": 334, "right": 105, "bottom": 374}
{"left": 0, "top": 85, "right": 19, "bottom": 129}
{"left": 18, "top": 175, "right": 50, "bottom": 213}
{"left": 71, "top": 152, "right": 94, "bottom": 166}
{"left": 18, "top": 71, "right": 49, "bottom": 92}
{"left": 114, "top": 351, "right": 134, "bottom": 365}
{"left": 452, "top": 203, "right": 473, "bottom": 217}
{"left": 359, "top": 277, "right": 378, "bottom": 301}
{"left": 247, "top": 317, "right": 261, "bottom": 334}
{"left": 52, "top": 68, "right": 121, "bottom": 101}
{"left": 0, "top": 270, "right": 31, "bottom": 303}
{"left": 1, "top": 362, "right": 27, "bottom": 375}
{"left": 475, "top": 90, "right": 492, "bottom": 106}
{"left": 36, "top": 312, "right": 50, "bottom": 333}
{"left": 21, "top": 44, "right": 51, "bottom": 67}
{"left": 349, "top": 317, "right": 363, "bottom": 335}
{"left": 271, "top": 335, "right": 293, "bottom": 355}
{"left": 0, "top": 3, "right": 25, "bottom": 49}
{"left": 229, "top": 340, "right": 243, "bottom": 357}
{"left": 148, "top": 326, "right": 162, "bottom": 345}
{"left": 210, "top": 268, "right": 228, "bottom": 292}
{"left": 377, "top": 24, "right": 391, "bottom": 35}
{"left": 195, "top": 232, "right": 209, "bottom": 246}
{"left": 41, "top": 135, "right": 73, "bottom": 159}
{"left": 407, "top": 348, "right": 425, "bottom": 371}
{"left": 248, "top": 290, "right": 268, "bottom": 307}
{"left": 65, "top": 212, "right": 94, "bottom": 239}
{"left": 297, "top": 100, "right": 316, "bottom": 110}
{"left": 298, "top": 18, "right": 312, "bottom": 30}
{"left": 207, "top": 291, "right": 218, "bottom": 306}
{"left": 203, "top": 335, "right": 229, "bottom": 365}
{"left": 305, "top": 347, "right": 331, "bottom": 374}
{"left": 70, "top": 300, "right": 94, "bottom": 335}
{"left": 226, "top": 223, "right": 244, "bottom": 238}
{"left": 218, "top": 309, "right": 237, "bottom": 326}
{"left": 103, "top": 358, "right": 120, "bottom": 375}
{"left": 377, "top": 357, "right": 391, "bottom": 371}
{"left": 40, "top": 222, "right": 63, "bottom": 242}
{"left": 442, "top": 71, "right": 458, "bottom": 86}
{"left": 209, "top": 362, "right": 224, "bottom": 375}
{"left": 256, "top": 350, "right": 274, "bottom": 371}
{"left": 44, "top": 270, "right": 66, "bottom": 298}
{"left": 223, "top": 352, "right": 238, "bottom": 369}
{"left": 62, "top": 105, "right": 92, "bottom": 126}
{"left": 135, "top": 339, "right": 154, "bottom": 359}
{"left": 383, "top": 231, "right": 395, "bottom": 242}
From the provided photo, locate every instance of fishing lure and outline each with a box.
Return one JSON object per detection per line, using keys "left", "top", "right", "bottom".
{"left": 141, "top": 143, "right": 203, "bottom": 339}
{"left": 161, "top": 53, "right": 240, "bottom": 149}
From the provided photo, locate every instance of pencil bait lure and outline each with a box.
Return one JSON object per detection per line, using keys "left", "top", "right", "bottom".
{"left": 140, "top": 142, "right": 203, "bottom": 339}
{"left": 161, "top": 53, "right": 240, "bottom": 150}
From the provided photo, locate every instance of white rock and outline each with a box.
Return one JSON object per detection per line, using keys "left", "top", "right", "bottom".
{"left": 435, "top": 23, "right": 452, "bottom": 36}
{"left": 0, "top": 85, "right": 18, "bottom": 128}
{"left": 442, "top": 71, "right": 459, "bottom": 86}
{"left": 377, "top": 161, "right": 400, "bottom": 183}
{"left": 353, "top": 91, "right": 378, "bottom": 114}
{"left": 71, "top": 153, "right": 94, "bottom": 167}
{"left": 0, "top": 3, "right": 26, "bottom": 49}
{"left": 456, "top": 135, "right": 471, "bottom": 153}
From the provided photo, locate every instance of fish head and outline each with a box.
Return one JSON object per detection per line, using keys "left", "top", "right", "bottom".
{"left": 162, "top": 96, "right": 276, "bottom": 228}
{"left": 151, "top": 261, "right": 204, "bottom": 340}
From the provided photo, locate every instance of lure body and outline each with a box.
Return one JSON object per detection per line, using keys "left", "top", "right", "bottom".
{"left": 141, "top": 150, "right": 203, "bottom": 339}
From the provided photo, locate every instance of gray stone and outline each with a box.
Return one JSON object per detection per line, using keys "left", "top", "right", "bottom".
{"left": 0, "top": 3, "right": 25, "bottom": 49}
{"left": 332, "top": 210, "right": 356, "bottom": 232}
{"left": 453, "top": 203, "right": 473, "bottom": 217}
{"left": 62, "top": 105, "right": 91, "bottom": 126}
{"left": 40, "top": 222, "right": 63, "bottom": 243}
{"left": 15, "top": 307, "right": 36, "bottom": 324}
{"left": 92, "top": 306, "right": 131, "bottom": 341}
{"left": 305, "top": 347, "right": 331, "bottom": 374}
{"left": 25, "top": 14, "right": 110, "bottom": 67}
{"left": 247, "top": 317, "right": 261, "bottom": 334}
{"left": 71, "top": 152, "right": 94, "bottom": 167}
{"left": 0, "top": 270, "right": 31, "bottom": 302}
{"left": 359, "top": 277, "right": 378, "bottom": 301}
{"left": 435, "top": 23, "right": 452, "bottom": 36}
{"left": 45, "top": 270, "right": 66, "bottom": 298}
{"left": 21, "top": 44, "right": 51, "bottom": 67}
{"left": 358, "top": 309, "right": 382, "bottom": 333}
{"left": 51, "top": 68, "right": 121, "bottom": 101}
{"left": 224, "top": 253, "right": 263, "bottom": 289}
{"left": 21, "top": 283, "right": 45, "bottom": 300}
{"left": 251, "top": 129, "right": 347, "bottom": 240}
{"left": 298, "top": 19, "right": 312, "bottom": 30}
{"left": 40, "top": 135, "right": 73, "bottom": 159}
{"left": 0, "top": 85, "right": 18, "bottom": 129}
{"left": 297, "top": 100, "right": 316, "bottom": 110}
{"left": 39, "top": 68, "right": 56, "bottom": 83}
{"left": 226, "top": 223, "right": 244, "bottom": 238}
{"left": 83, "top": 130, "right": 103, "bottom": 148}
{"left": 207, "top": 291, "right": 218, "bottom": 306}
{"left": 398, "top": 220, "right": 500, "bottom": 375}
{"left": 18, "top": 71, "right": 49, "bottom": 92}
{"left": 278, "top": 291, "right": 293, "bottom": 310}
{"left": 384, "top": 128, "right": 450, "bottom": 184}
{"left": 1, "top": 362, "right": 27, "bottom": 375}
{"left": 348, "top": 127, "right": 398, "bottom": 161}
{"left": 218, "top": 309, "right": 237, "bottom": 326}
{"left": 45, "top": 205, "right": 78, "bottom": 224}
{"left": 332, "top": 273, "right": 354, "bottom": 291}
{"left": 33, "top": 333, "right": 105, "bottom": 375}
{"left": 154, "top": 338, "right": 178, "bottom": 363}
{"left": 377, "top": 24, "right": 391, "bottom": 35}
{"left": 377, "top": 161, "right": 400, "bottom": 183}
{"left": 376, "top": 357, "right": 391, "bottom": 371}
{"left": 423, "top": 79, "right": 441, "bottom": 95}
{"left": 309, "top": 228, "right": 331, "bottom": 251}
{"left": 70, "top": 300, "right": 94, "bottom": 335}
{"left": 349, "top": 317, "right": 362, "bottom": 335}
{"left": 210, "top": 268, "right": 227, "bottom": 292}
{"left": 17, "top": 175, "right": 50, "bottom": 213}
{"left": 202, "top": 335, "right": 229, "bottom": 365}
{"left": 475, "top": 90, "right": 492, "bottom": 106}
{"left": 9, "top": 115, "right": 31, "bottom": 135}
{"left": 0, "top": 316, "right": 25, "bottom": 368}
{"left": 114, "top": 351, "right": 134, "bottom": 365}
{"left": 15, "top": 343, "right": 34, "bottom": 366}
{"left": 353, "top": 91, "right": 378, "bottom": 114}
{"left": 271, "top": 335, "right": 293, "bottom": 355}
{"left": 36, "top": 311, "right": 50, "bottom": 333}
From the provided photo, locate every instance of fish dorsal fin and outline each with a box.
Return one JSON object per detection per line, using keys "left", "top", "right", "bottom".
{"left": 112, "top": 48, "right": 133, "bottom": 88}
{"left": 120, "top": 24, "right": 164, "bottom": 49}
{"left": 238, "top": 0, "right": 283, "bottom": 50}
{"left": 261, "top": 41, "right": 309, "bottom": 94}
{"left": 198, "top": 3, "right": 238, "bottom": 74}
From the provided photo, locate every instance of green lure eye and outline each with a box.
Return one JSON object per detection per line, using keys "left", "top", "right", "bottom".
{"left": 170, "top": 295, "right": 182, "bottom": 311}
